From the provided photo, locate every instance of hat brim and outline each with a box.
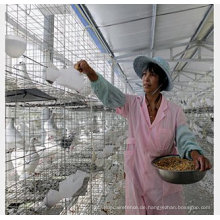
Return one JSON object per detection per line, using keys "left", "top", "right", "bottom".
{"left": 133, "top": 56, "right": 173, "bottom": 91}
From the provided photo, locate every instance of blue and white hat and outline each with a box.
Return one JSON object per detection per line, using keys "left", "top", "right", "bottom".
{"left": 133, "top": 56, "right": 173, "bottom": 91}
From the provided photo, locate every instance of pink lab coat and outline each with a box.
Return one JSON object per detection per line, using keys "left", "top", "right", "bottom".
{"left": 116, "top": 94, "right": 186, "bottom": 215}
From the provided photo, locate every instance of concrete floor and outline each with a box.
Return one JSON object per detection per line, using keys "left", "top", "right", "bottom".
{"left": 183, "top": 183, "right": 213, "bottom": 215}
{"left": 183, "top": 136, "right": 214, "bottom": 215}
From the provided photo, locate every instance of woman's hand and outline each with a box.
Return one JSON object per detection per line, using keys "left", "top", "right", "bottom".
{"left": 74, "top": 60, "right": 91, "bottom": 74}
{"left": 190, "top": 150, "right": 212, "bottom": 171}
{"left": 74, "top": 60, "right": 98, "bottom": 81}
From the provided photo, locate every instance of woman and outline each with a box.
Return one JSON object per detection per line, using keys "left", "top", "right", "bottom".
{"left": 74, "top": 56, "right": 212, "bottom": 215}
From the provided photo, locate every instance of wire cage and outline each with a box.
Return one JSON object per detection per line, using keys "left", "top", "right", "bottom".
{"left": 5, "top": 4, "right": 129, "bottom": 215}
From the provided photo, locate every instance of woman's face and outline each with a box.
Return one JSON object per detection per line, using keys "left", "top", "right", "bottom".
{"left": 142, "top": 69, "right": 160, "bottom": 94}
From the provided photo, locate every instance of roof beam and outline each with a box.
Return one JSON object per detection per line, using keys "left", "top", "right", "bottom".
{"left": 117, "top": 58, "right": 213, "bottom": 63}
{"left": 178, "top": 70, "right": 207, "bottom": 76}
{"left": 114, "top": 40, "right": 212, "bottom": 60}
{"left": 113, "top": 39, "right": 212, "bottom": 54}
{"left": 172, "top": 5, "right": 214, "bottom": 80}
{"left": 150, "top": 4, "right": 157, "bottom": 58}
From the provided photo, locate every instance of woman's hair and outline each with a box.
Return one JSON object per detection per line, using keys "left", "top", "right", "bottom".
{"left": 145, "top": 62, "right": 168, "bottom": 91}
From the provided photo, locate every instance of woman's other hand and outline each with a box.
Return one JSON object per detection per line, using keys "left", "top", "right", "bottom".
{"left": 190, "top": 150, "right": 212, "bottom": 171}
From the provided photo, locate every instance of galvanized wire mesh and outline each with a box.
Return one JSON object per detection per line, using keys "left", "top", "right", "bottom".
{"left": 5, "top": 4, "right": 128, "bottom": 215}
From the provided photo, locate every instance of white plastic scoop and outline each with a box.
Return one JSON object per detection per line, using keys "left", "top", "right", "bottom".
{"left": 45, "top": 63, "right": 61, "bottom": 84}
{"left": 59, "top": 170, "right": 89, "bottom": 198}
{"left": 54, "top": 67, "right": 84, "bottom": 92}
{"left": 43, "top": 189, "right": 62, "bottom": 208}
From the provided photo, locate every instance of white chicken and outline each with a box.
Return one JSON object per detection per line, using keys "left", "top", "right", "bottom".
{"left": 17, "top": 121, "right": 30, "bottom": 149}
{"left": 11, "top": 137, "right": 40, "bottom": 180}
{"left": 15, "top": 61, "right": 36, "bottom": 89}
{"left": 43, "top": 113, "right": 62, "bottom": 142}
{"left": 6, "top": 118, "right": 24, "bottom": 183}
{"left": 36, "top": 132, "right": 60, "bottom": 172}
{"left": 6, "top": 118, "right": 23, "bottom": 152}
{"left": 36, "top": 111, "right": 63, "bottom": 172}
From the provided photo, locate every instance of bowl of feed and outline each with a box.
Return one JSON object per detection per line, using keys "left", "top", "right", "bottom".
{"left": 151, "top": 155, "right": 206, "bottom": 184}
